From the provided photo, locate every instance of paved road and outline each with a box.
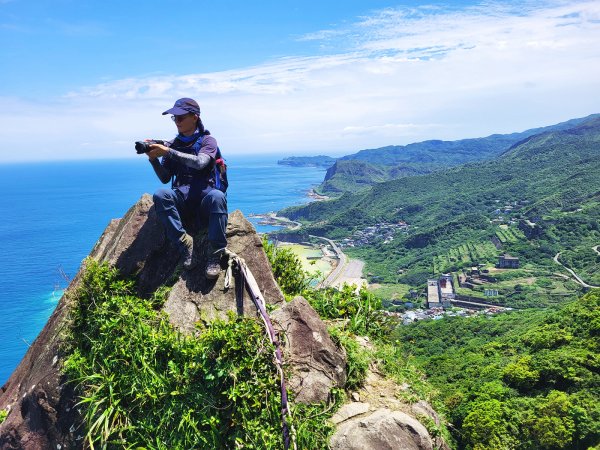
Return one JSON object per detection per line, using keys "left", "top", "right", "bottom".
{"left": 310, "top": 235, "right": 366, "bottom": 288}
{"left": 593, "top": 245, "right": 600, "bottom": 255}
{"left": 553, "top": 252, "right": 599, "bottom": 289}
{"left": 310, "top": 235, "right": 346, "bottom": 287}
{"left": 333, "top": 260, "right": 366, "bottom": 289}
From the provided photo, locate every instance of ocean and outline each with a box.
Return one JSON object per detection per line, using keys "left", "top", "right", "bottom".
{"left": 0, "top": 154, "right": 326, "bottom": 385}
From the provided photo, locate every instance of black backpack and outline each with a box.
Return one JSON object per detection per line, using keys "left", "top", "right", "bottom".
{"left": 170, "top": 134, "right": 228, "bottom": 193}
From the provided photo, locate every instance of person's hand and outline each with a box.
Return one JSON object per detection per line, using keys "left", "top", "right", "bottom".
{"left": 147, "top": 143, "right": 169, "bottom": 160}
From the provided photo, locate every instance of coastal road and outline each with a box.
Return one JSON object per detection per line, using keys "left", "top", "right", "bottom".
{"left": 553, "top": 252, "right": 599, "bottom": 289}
{"left": 333, "top": 260, "right": 366, "bottom": 288}
{"left": 310, "top": 235, "right": 365, "bottom": 288}
{"left": 310, "top": 235, "right": 346, "bottom": 287}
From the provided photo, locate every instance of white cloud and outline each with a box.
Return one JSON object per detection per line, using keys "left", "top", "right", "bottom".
{"left": 1, "top": 0, "right": 599, "bottom": 162}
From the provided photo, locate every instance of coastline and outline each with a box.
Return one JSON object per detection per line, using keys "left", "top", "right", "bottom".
{"left": 248, "top": 212, "right": 302, "bottom": 230}
{"left": 307, "top": 188, "right": 330, "bottom": 201}
{"left": 249, "top": 187, "right": 329, "bottom": 229}
{"left": 257, "top": 187, "right": 366, "bottom": 289}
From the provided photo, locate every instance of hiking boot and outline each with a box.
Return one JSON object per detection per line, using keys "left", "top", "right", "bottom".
{"left": 178, "top": 233, "right": 196, "bottom": 270}
{"left": 205, "top": 247, "right": 224, "bottom": 279}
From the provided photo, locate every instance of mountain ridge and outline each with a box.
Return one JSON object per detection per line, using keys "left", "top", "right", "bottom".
{"left": 280, "top": 114, "right": 600, "bottom": 305}
{"left": 317, "top": 113, "right": 600, "bottom": 194}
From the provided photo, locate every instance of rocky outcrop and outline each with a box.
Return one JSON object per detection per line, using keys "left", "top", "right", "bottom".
{"left": 0, "top": 194, "right": 445, "bottom": 450}
{"left": 326, "top": 333, "right": 452, "bottom": 450}
{"left": 88, "top": 194, "right": 285, "bottom": 322}
{"left": 330, "top": 402, "right": 371, "bottom": 424}
{"left": 0, "top": 285, "right": 81, "bottom": 449}
{"left": 330, "top": 408, "right": 434, "bottom": 450}
{"left": 0, "top": 195, "right": 286, "bottom": 448}
{"left": 271, "top": 296, "right": 347, "bottom": 403}
{"left": 412, "top": 400, "right": 442, "bottom": 427}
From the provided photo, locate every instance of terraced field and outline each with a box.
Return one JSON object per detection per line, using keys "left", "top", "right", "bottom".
{"left": 495, "top": 225, "right": 526, "bottom": 244}
{"left": 433, "top": 240, "right": 498, "bottom": 274}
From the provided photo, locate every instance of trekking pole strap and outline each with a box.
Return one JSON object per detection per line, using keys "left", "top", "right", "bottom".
{"left": 223, "top": 249, "right": 297, "bottom": 450}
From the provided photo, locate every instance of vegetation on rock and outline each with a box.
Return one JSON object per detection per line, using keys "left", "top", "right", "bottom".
{"left": 265, "top": 237, "right": 455, "bottom": 446}
{"left": 64, "top": 260, "right": 336, "bottom": 449}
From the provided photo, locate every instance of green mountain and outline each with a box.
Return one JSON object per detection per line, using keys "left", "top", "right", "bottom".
{"left": 319, "top": 114, "right": 600, "bottom": 194}
{"left": 282, "top": 116, "right": 600, "bottom": 307}
{"left": 320, "top": 159, "right": 427, "bottom": 193}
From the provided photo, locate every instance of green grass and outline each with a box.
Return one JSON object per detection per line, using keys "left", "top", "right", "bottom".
{"left": 64, "top": 260, "right": 339, "bottom": 449}
{"left": 368, "top": 283, "right": 412, "bottom": 301}
{"left": 328, "top": 327, "right": 371, "bottom": 391}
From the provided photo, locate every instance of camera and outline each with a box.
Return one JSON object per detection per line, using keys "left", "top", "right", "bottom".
{"left": 134, "top": 140, "right": 165, "bottom": 154}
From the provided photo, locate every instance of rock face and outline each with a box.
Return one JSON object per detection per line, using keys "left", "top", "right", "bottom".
{"left": 271, "top": 296, "right": 347, "bottom": 403}
{"left": 0, "top": 195, "right": 285, "bottom": 449}
{"left": 330, "top": 402, "right": 370, "bottom": 425}
{"left": 0, "top": 285, "right": 81, "bottom": 450}
{"left": 328, "top": 334, "right": 451, "bottom": 450}
{"left": 330, "top": 408, "right": 434, "bottom": 450}
{"left": 412, "top": 400, "right": 442, "bottom": 427}
{"left": 89, "top": 194, "right": 285, "bottom": 327}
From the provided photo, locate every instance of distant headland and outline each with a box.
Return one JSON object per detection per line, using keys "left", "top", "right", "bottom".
{"left": 277, "top": 155, "right": 337, "bottom": 168}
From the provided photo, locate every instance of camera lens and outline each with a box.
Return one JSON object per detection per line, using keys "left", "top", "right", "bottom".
{"left": 135, "top": 141, "right": 149, "bottom": 154}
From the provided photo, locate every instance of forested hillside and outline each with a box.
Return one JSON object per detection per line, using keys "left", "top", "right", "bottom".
{"left": 393, "top": 290, "right": 600, "bottom": 449}
{"left": 318, "top": 114, "right": 599, "bottom": 194}
{"left": 282, "top": 116, "right": 600, "bottom": 307}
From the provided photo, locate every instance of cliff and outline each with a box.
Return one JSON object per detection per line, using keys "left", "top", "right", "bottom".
{"left": 0, "top": 194, "right": 445, "bottom": 449}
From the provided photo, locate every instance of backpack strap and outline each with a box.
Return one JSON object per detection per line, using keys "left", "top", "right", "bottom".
{"left": 214, "top": 146, "right": 228, "bottom": 192}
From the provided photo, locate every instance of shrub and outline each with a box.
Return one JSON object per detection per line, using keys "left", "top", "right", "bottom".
{"left": 262, "top": 237, "right": 311, "bottom": 297}
{"left": 304, "top": 284, "right": 397, "bottom": 339}
{"left": 64, "top": 260, "right": 337, "bottom": 449}
{"left": 328, "top": 327, "right": 371, "bottom": 390}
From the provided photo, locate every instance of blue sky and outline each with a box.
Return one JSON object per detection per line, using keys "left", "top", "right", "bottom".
{"left": 1, "top": 0, "right": 599, "bottom": 161}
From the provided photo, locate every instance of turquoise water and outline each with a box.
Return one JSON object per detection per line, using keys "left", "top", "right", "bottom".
{"left": 0, "top": 154, "right": 326, "bottom": 384}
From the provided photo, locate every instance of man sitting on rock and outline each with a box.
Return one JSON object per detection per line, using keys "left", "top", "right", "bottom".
{"left": 146, "top": 97, "right": 228, "bottom": 278}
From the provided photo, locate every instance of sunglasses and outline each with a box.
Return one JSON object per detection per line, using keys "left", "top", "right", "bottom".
{"left": 171, "top": 113, "right": 193, "bottom": 123}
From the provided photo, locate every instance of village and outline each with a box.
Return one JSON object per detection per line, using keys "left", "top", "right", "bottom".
{"left": 388, "top": 304, "right": 512, "bottom": 325}
{"left": 338, "top": 221, "right": 410, "bottom": 248}
{"left": 385, "top": 260, "right": 518, "bottom": 326}
{"left": 334, "top": 198, "right": 530, "bottom": 250}
{"left": 255, "top": 197, "right": 534, "bottom": 327}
